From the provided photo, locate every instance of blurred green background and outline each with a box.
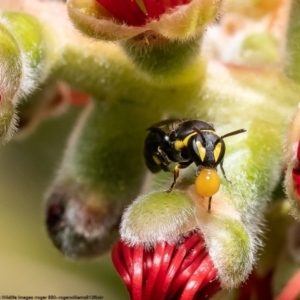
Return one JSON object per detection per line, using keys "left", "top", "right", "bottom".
{"left": 0, "top": 106, "right": 127, "bottom": 297}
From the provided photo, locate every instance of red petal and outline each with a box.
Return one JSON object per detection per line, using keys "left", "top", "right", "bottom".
{"left": 96, "top": 0, "right": 147, "bottom": 26}
{"left": 143, "top": 0, "right": 166, "bottom": 20}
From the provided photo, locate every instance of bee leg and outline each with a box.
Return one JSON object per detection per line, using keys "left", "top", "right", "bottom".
{"left": 152, "top": 147, "right": 171, "bottom": 172}
{"left": 167, "top": 163, "right": 180, "bottom": 193}
{"left": 157, "top": 146, "right": 171, "bottom": 165}
{"left": 166, "top": 161, "right": 192, "bottom": 193}
{"left": 208, "top": 196, "right": 212, "bottom": 213}
{"left": 220, "top": 161, "right": 232, "bottom": 185}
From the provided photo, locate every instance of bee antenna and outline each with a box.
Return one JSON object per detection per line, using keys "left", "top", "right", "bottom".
{"left": 192, "top": 127, "right": 206, "bottom": 145}
{"left": 221, "top": 129, "right": 246, "bottom": 139}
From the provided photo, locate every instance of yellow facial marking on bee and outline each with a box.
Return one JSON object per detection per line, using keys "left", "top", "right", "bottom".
{"left": 196, "top": 141, "right": 206, "bottom": 161}
{"left": 152, "top": 155, "right": 161, "bottom": 165}
{"left": 214, "top": 142, "right": 222, "bottom": 162}
{"left": 174, "top": 132, "right": 197, "bottom": 150}
{"left": 174, "top": 140, "right": 184, "bottom": 150}
{"left": 183, "top": 132, "right": 197, "bottom": 146}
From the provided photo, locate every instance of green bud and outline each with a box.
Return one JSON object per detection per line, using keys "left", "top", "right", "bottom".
{"left": 120, "top": 191, "right": 197, "bottom": 248}
{"left": 195, "top": 205, "right": 253, "bottom": 288}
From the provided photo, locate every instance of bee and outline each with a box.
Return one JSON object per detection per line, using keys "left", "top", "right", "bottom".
{"left": 144, "top": 119, "right": 246, "bottom": 211}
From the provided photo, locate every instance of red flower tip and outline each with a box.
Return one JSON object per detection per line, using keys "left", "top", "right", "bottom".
{"left": 111, "top": 231, "right": 220, "bottom": 300}
{"left": 276, "top": 269, "right": 300, "bottom": 300}
{"left": 292, "top": 142, "right": 300, "bottom": 197}
{"left": 95, "top": 0, "right": 192, "bottom": 26}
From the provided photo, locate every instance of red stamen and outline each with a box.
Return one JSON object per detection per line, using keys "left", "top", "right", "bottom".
{"left": 152, "top": 243, "right": 174, "bottom": 300}
{"left": 111, "top": 231, "right": 220, "bottom": 300}
{"left": 167, "top": 250, "right": 206, "bottom": 298}
{"left": 111, "top": 241, "right": 132, "bottom": 289}
{"left": 143, "top": 250, "right": 153, "bottom": 279}
{"left": 131, "top": 245, "right": 144, "bottom": 300}
{"left": 160, "top": 233, "right": 200, "bottom": 298}
{"left": 194, "top": 279, "right": 222, "bottom": 299}
{"left": 143, "top": 242, "right": 166, "bottom": 300}
{"left": 123, "top": 242, "right": 134, "bottom": 273}
{"left": 179, "top": 256, "right": 215, "bottom": 300}
{"left": 177, "top": 242, "right": 205, "bottom": 272}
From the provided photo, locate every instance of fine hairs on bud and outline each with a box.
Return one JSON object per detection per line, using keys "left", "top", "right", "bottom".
{"left": 45, "top": 181, "right": 123, "bottom": 258}
{"left": 120, "top": 191, "right": 198, "bottom": 250}
{"left": 0, "top": 14, "right": 37, "bottom": 103}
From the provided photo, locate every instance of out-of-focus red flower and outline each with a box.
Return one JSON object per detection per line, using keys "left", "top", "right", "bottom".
{"left": 276, "top": 270, "right": 300, "bottom": 300}
{"left": 69, "top": 91, "right": 89, "bottom": 106}
{"left": 292, "top": 141, "right": 300, "bottom": 197}
{"left": 236, "top": 270, "right": 273, "bottom": 300}
{"left": 111, "top": 231, "right": 220, "bottom": 300}
{"left": 95, "top": 0, "right": 191, "bottom": 26}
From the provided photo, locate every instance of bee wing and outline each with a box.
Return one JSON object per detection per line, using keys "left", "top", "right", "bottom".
{"left": 146, "top": 118, "right": 186, "bottom": 133}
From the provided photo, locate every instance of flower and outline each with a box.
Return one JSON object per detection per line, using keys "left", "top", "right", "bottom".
{"left": 276, "top": 269, "right": 300, "bottom": 300}
{"left": 67, "top": 0, "right": 222, "bottom": 40}
{"left": 292, "top": 141, "right": 300, "bottom": 197}
{"left": 95, "top": 0, "right": 192, "bottom": 27}
{"left": 235, "top": 270, "right": 273, "bottom": 300}
{"left": 284, "top": 106, "right": 300, "bottom": 219}
{"left": 112, "top": 231, "right": 220, "bottom": 300}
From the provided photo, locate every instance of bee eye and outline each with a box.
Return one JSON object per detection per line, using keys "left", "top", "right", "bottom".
{"left": 195, "top": 168, "right": 220, "bottom": 197}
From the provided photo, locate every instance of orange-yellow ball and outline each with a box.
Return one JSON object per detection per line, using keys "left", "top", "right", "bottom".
{"left": 195, "top": 168, "right": 220, "bottom": 197}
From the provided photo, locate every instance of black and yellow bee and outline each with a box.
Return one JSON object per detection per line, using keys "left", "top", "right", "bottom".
{"left": 144, "top": 119, "right": 246, "bottom": 211}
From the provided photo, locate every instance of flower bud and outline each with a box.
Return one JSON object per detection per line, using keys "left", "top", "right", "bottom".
{"left": 115, "top": 191, "right": 221, "bottom": 299}
{"left": 45, "top": 180, "right": 121, "bottom": 258}
{"left": 0, "top": 19, "right": 22, "bottom": 141}
{"left": 120, "top": 191, "right": 197, "bottom": 248}
{"left": 44, "top": 98, "right": 152, "bottom": 257}
{"left": 67, "top": 0, "right": 222, "bottom": 41}
{"left": 0, "top": 11, "right": 65, "bottom": 141}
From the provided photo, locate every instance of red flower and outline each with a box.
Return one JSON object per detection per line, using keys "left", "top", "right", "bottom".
{"left": 111, "top": 231, "right": 220, "bottom": 300}
{"left": 292, "top": 141, "right": 300, "bottom": 196}
{"left": 95, "top": 0, "right": 191, "bottom": 26}
{"left": 276, "top": 269, "right": 300, "bottom": 300}
{"left": 236, "top": 270, "right": 273, "bottom": 300}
